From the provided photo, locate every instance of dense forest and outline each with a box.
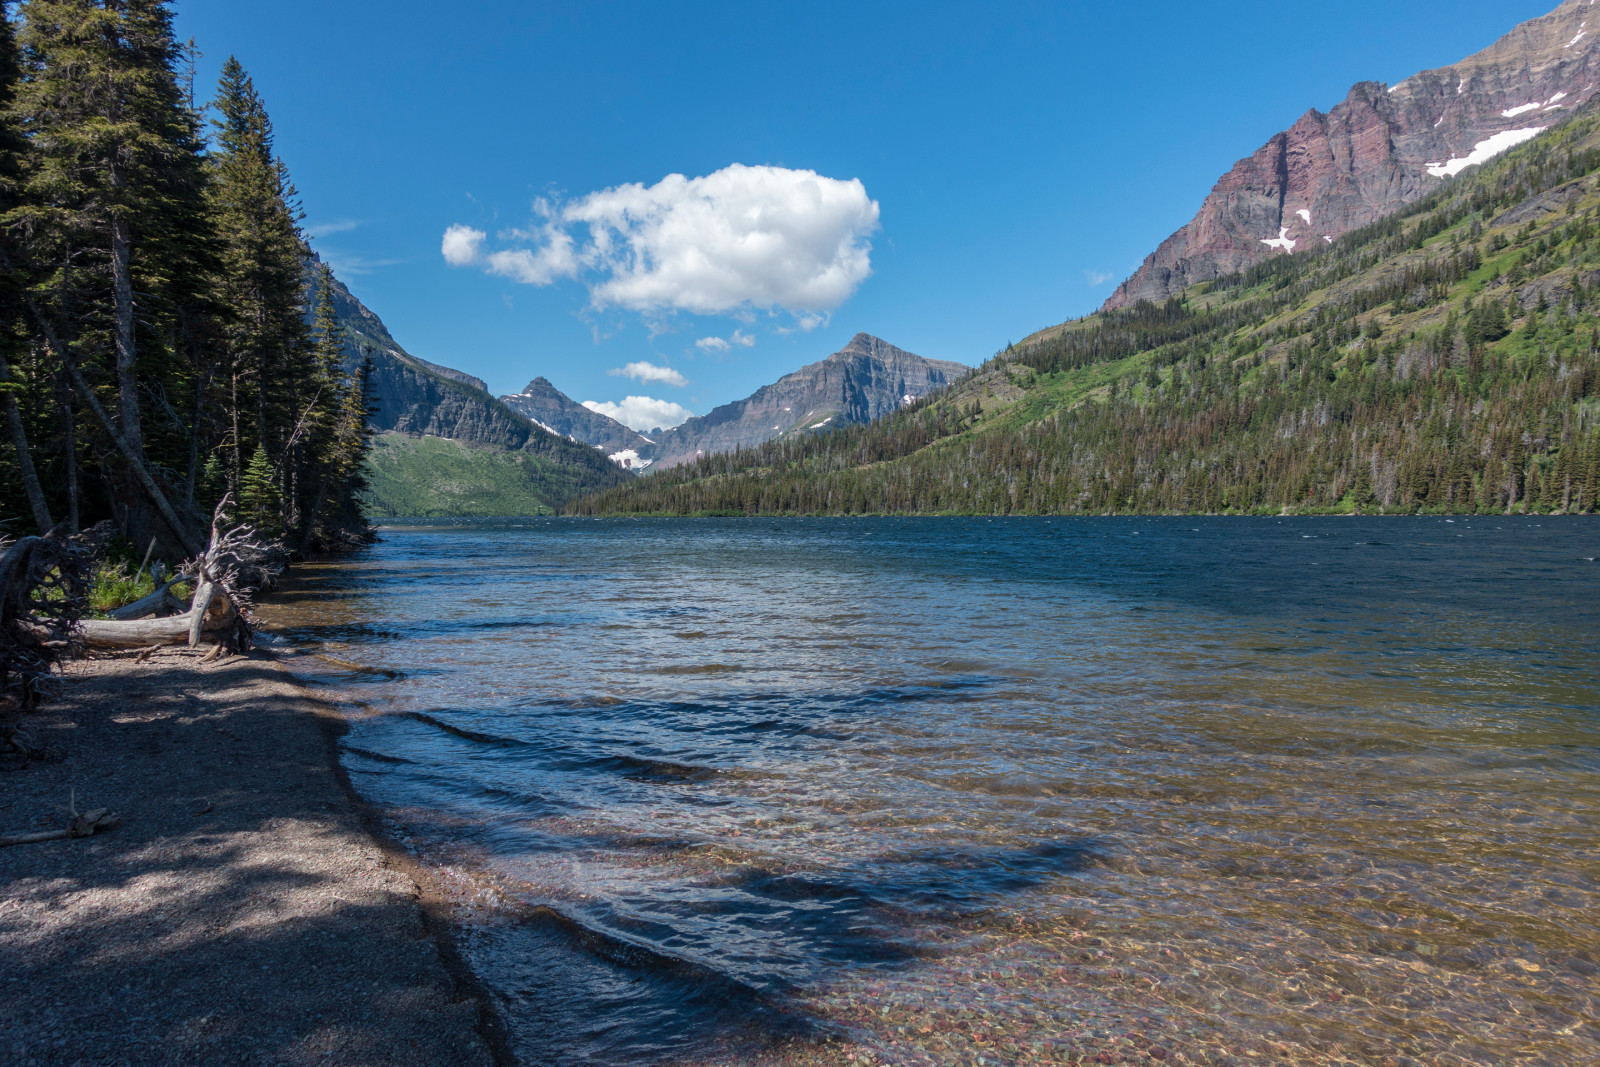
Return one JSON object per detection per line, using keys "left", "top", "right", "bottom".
{"left": 574, "top": 107, "right": 1600, "bottom": 518}
{"left": 0, "top": 1, "right": 370, "bottom": 558}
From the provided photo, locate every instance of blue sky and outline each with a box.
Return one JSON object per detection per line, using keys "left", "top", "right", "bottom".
{"left": 175, "top": 0, "right": 1556, "bottom": 428}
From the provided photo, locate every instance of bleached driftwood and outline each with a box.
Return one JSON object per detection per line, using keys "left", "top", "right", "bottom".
{"left": 77, "top": 497, "right": 275, "bottom": 652}
{"left": 78, "top": 597, "right": 236, "bottom": 648}
{"left": 105, "top": 576, "right": 187, "bottom": 622}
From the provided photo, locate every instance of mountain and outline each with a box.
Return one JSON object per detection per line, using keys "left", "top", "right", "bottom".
{"left": 499, "top": 378, "right": 658, "bottom": 470}
{"left": 1108, "top": 0, "right": 1600, "bottom": 310}
{"left": 569, "top": 102, "right": 1600, "bottom": 518}
{"left": 307, "top": 264, "right": 631, "bottom": 514}
{"left": 645, "top": 334, "right": 968, "bottom": 469}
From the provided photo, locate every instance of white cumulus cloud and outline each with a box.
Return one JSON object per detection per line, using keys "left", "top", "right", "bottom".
{"left": 442, "top": 163, "right": 880, "bottom": 321}
{"left": 442, "top": 225, "right": 486, "bottom": 267}
{"left": 583, "top": 396, "right": 695, "bottom": 432}
{"left": 1084, "top": 269, "right": 1115, "bottom": 287}
{"left": 609, "top": 361, "right": 687, "bottom": 387}
{"left": 485, "top": 230, "right": 578, "bottom": 285}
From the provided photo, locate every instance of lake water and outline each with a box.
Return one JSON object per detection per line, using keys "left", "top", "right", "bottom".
{"left": 258, "top": 517, "right": 1600, "bottom": 1067}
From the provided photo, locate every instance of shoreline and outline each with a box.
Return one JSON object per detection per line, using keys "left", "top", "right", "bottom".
{"left": 0, "top": 647, "right": 507, "bottom": 1066}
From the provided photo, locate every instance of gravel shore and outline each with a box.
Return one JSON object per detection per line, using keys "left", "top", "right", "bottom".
{"left": 0, "top": 648, "right": 499, "bottom": 1067}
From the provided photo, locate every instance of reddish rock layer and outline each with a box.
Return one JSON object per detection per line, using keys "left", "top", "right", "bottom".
{"left": 1105, "top": 0, "right": 1600, "bottom": 310}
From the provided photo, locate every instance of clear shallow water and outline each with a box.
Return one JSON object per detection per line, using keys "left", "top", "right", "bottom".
{"left": 258, "top": 517, "right": 1600, "bottom": 1067}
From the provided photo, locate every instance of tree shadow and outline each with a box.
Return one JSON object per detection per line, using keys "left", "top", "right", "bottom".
{"left": 0, "top": 652, "right": 499, "bottom": 1066}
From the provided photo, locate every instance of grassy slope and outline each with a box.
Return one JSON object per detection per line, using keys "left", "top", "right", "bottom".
{"left": 363, "top": 432, "right": 624, "bottom": 517}
{"left": 573, "top": 106, "right": 1600, "bottom": 517}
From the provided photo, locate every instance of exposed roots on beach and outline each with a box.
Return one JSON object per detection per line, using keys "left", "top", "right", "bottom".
{"left": 75, "top": 496, "right": 284, "bottom": 655}
{"left": 0, "top": 523, "right": 99, "bottom": 708}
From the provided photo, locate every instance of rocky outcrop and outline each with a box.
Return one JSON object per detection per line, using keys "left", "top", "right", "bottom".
{"left": 499, "top": 378, "right": 657, "bottom": 469}
{"left": 1106, "top": 0, "right": 1600, "bottom": 309}
{"left": 648, "top": 334, "right": 968, "bottom": 470}
{"left": 306, "top": 260, "right": 626, "bottom": 487}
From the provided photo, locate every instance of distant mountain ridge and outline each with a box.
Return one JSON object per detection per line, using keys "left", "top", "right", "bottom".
{"left": 1108, "top": 0, "right": 1600, "bottom": 309}
{"left": 493, "top": 334, "right": 968, "bottom": 472}
{"left": 499, "top": 378, "right": 656, "bottom": 470}
{"left": 646, "top": 334, "right": 968, "bottom": 469}
{"left": 307, "top": 262, "right": 631, "bottom": 513}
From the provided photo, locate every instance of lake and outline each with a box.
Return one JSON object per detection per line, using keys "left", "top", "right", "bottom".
{"left": 258, "top": 517, "right": 1600, "bottom": 1067}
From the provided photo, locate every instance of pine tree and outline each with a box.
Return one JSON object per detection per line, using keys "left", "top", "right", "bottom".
{"left": 11, "top": 0, "right": 212, "bottom": 553}
{"left": 238, "top": 443, "right": 279, "bottom": 534}
{"left": 0, "top": 5, "right": 51, "bottom": 533}
{"left": 206, "top": 56, "right": 308, "bottom": 505}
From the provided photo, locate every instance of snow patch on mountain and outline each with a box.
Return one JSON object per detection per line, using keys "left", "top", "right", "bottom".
{"left": 1260, "top": 227, "right": 1297, "bottom": 253}
{"left": 608, "top": 449, "right": 652, "bottom": 471}
{"left": 1427, "top": 127, "right": 1548, "bottom": 178}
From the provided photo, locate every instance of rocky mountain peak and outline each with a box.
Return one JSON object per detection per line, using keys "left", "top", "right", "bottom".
{"left": 1104, "top": 0, "right": 1600, "bottom": 310}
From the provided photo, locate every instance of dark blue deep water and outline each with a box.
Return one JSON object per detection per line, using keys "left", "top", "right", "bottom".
{"left": 261, "top": 517, "right": 1600, "bottom": 1067}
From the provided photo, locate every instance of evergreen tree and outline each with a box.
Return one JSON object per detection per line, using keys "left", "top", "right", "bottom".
{"left": 11, "top": 0, "right": 213, "bottom": 553}
{"left": 206, "top": 55, "right": 308, "bottom": 505}
{"left": 238, "top": 442, "right": 279, "bottom": 534}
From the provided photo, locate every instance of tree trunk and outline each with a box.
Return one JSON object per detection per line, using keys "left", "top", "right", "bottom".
{"left": 0, "top": 352, "right": 54, "bottom": 534}
{"left": 54, "top": 372, "right": 80, "bottom": 533}
{"left": 298, "top": 476, "right": 330, "bottom": 555}
{"left": 111, "top": 211, "right": 143, "bottom": 460}
{"left": 44, "top": 322, "right": 204, "bottom": 559}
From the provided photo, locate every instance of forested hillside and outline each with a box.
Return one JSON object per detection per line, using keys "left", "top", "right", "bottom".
{"left": 0, "top": 3, "right": 370, "bottom": 556}
{"left": 573, "top": 106, "right": 1600, "bottom": 518}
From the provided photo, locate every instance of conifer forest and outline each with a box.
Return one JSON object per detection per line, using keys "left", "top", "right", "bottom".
{"left": 0, "top": 2, "right": 371, "bottom": 556}
{"left": 575, "top": 113, "right": 1600, "bottom": 518}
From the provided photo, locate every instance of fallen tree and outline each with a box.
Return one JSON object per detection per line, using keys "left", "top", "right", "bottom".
{"left": 76, "top": 497, "right": 283, "bottom": 653}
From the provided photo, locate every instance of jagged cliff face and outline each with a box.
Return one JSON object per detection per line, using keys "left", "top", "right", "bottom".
{"left": 649, "top": 334, "right": 968, "bottom": 470}
{"left": 310, "top": 264, "right": 531, "bottom": 449}
{"left": 499, "top": 378, "right": 657, "bottom": 469}
{"left": 1106, "top": 0, "right": 1600, "bottom": 310}
{"left": 308, "top": 263, "right": 627, "bottom": 490}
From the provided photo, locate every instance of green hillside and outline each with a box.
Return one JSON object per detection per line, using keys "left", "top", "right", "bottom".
{"left": 363, "top": 433, "right": 624, "bottom": 517}
{"left": 572, "top": 108, "right": 1600, "bottom": 518}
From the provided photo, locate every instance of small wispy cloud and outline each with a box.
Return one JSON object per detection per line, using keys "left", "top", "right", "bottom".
{"left": 1084, "top": 269, "right": 1116, "bottom": 287}
{"left": 307, "top": 219, "right": 362, "bottom": 239}
{"left": 609, "top": 361, "right": 687, "bottom": 387}
{"left": 775, "top": 313, "right": 826, "bottom": 336}
{"left": 322, "top": 252, "right": 403, "bottom": 277}
{"left": 694, "top": 329, "right": 756, "bottom": 353}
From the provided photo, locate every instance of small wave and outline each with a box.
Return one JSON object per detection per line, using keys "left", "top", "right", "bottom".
{"left": 586, "top": 753, "right": 722, "bottom": 783}
{"left": 657, "top": 664, "right": 743, "bottom": 675}
{"left": 403, "top": 711, "right": 530, "bottom": 747}
{"left": 341, "top": 744, "right": 414, "bottom": 765}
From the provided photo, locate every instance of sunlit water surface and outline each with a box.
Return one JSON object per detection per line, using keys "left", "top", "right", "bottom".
{"left": 258, "top": 517, "right": 1600, "bottom": 1067}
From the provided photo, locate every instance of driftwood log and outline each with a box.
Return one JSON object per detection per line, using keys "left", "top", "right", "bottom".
{"left": 78, "top": 598, "right": 236, "bottom": 648}
{"left": 106, "top": 576, "right": 187, "bottom": 622}
{"left": 77, "top": 497, "right": 277, "bottom": 652}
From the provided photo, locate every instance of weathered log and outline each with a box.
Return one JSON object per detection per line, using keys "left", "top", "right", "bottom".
{"left": 106, "top": 577, "right": 186, "bottom": 621}
{"left": 79, "top": 597, "right": 235, "bottom": 649}
{"left": 187, "top": 575, "right": 217, "bottom": 648}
